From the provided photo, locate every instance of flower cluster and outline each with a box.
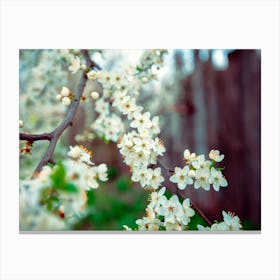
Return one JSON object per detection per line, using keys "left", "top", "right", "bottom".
{"left": 56, "top": 86, "right": 73, "bottom": 106}
{"left": 20, "top": 179, "right": 67, "bottom": 230}
{"left": 68, "top": 55, "right": 87, "bottom": 74}
{"left": 135, "top": 49, "right": 167, "bottom": 83}
{"left": 87, "top": 58, "right": 167, "bottom": 190}
{"left": 20, "top": 145, "right": 108, "bottom": 230}
{"left": 170, "top": 149, "right": 228, "bottom": 191}
{"left": 90, "top": 112, "right": 125, "bottom": 142}
{"left": 117, "top": 131, "right": 165, "bottom": 190}
{"left": 88, "top": 97, "right": 125, "bottom": 143}
{"left": 87, "top": 69, "right": 140, "bottom": 99}
{"left": 134, "top": 187, "right": 195, "bottom": 231}
{"left": 61, "top": 50, "right": 87, "bottom": 74}
{"left": 67, "top": 145, "right": 108, "bottom": 188}
{"left": 197, "top": 211, "right": 242, "bottom": 231}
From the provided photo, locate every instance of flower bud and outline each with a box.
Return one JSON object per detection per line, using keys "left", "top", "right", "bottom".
{"left": 91, "top": 91, "right": 100, "bottom": 100}
{"left": 61, "top": 96, "right": 71, "bottom": 106}
{"left": 61, "top": 86, "right": 71, "bottom": 97}
{"left": 19, "top": 119, "right": 24, "bottom": 128}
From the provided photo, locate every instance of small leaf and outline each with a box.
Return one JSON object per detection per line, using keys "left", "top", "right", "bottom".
{"left": 51, "top": 162, "right": 66, "bottom": 189}
{"left": 86, "top": 189, "right": 96, "bottom": 206}
{"left": 107, "top": 166, "right": 118, "bottom": 179}
{"left": 64, "top": 183, "right": 78, "bottom": 193}
{"left": 115, "top": 176, "right": 131, "bottom": 192}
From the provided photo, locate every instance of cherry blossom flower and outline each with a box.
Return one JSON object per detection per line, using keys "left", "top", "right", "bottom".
{"left": 157, "top": 195, "right": 183, "bottom": 224}
{"left": 222, "top": 211, "right": 242, "bottom": 230}
{"left": 209, "top": 168, "right": 228, "bottom": 191}
{"left": 148, "top": 187, "right": 166, "bottom": 212}
{"left": 68, "top": 56, "right": 81, "bottom": 74}
{"left": 131, "top": 167, "right": 148, "bottom": 187}
{"left": 61, "top": 86, "right": 71, "bottom": 97}
{"left": 61, "top": 97, "right": 71, "bottom": 106}
{"left": 194, "top": 168, "right": 211, "bottom": 190}
{"left": 150, "top": 116, "right": 160, "bottom": 135}
{"left": 68, "top": 145, "right": 94, "bottom": 165}
{"left": 87, "top": 70, "right": 98, "bottom": 80}
{"left": 112, "top": 90, "right": 128, "bottom": 108}
{"left": 95, "top": 98, "right": 110, "bottom": 115}
{"left": 146, "top": 167, "right": 164, "bottom": 190}
{"left": 209, "top": 149, "right": 224, "bottom": 162}
{"left": 56, "top": 86, "right": 72, "bottom": 106}
{"left": 119, "top": 97, "right": 137, "bottom": 116}
{"left": 136, "top": 207, "right": 162, "bottom": 230}
{"left": 169, "top": 166, "right": 193, "bottom": 190}
{"left": 192, "top": 155, "right": 211, "bottom": 170}
{"left": 197, "top": 211, "right": 242, "bottom": 231}
{"left": 183, "top": 149, "right": 197, "bottom": 163}
{"left": 130, "top": 111, "right": 152, "bottom": 130}
{"left": 180, "top": 198, "right": 195, "bottom": 225}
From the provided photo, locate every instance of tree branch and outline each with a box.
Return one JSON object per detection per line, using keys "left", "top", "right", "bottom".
{"left": 80, "top": 49, "right": 101, "bottom": 70}
{"left": 157, "top": 159, "right": 212, "bottom": 227}
{"left": 32, "top": 71, "right": 88, "bottom": 177}
{"left": 19, "top": 50, "right": 96, "bottom": 178}
{"left": 20, "top": 132, "right": 52, "bottom": 142}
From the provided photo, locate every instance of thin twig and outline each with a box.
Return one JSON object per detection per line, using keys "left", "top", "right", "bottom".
{"left": 190, "top": 201, "right": 212, "bottom": 227}
{"left": 20, "top": 132, "right": 52, "bottom": 142}
{"left": 158, "top": 159, "right": 212, "bottom": 227}
{"left": 80, "top": 49, "right": 101, "bottom": 70}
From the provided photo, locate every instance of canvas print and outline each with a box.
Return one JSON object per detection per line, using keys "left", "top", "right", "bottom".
{"left": 19, "top": 49, "right": 261, "bottom": 231}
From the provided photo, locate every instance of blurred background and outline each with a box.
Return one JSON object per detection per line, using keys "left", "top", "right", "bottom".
{"left": 20, "top": 49, "right": 261, "bottom": 230}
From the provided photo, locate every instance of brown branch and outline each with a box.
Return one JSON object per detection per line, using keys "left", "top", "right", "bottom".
{"left": 32, "top": 71, "right": 88, "bottom": 177}
{"left": 157, "top": 159, "right": 212, "bottom": 227}
{"left": 19, "top": 50, "right": 96, "bottom": 178}
{"left": 20, "top": 132, "right": 52, "bottom": 141}
{"left": 80, "top": 49, "right": 101, "bottom": 70}
{"left": 190, "top": 201, "right": 212, "bottom": 227}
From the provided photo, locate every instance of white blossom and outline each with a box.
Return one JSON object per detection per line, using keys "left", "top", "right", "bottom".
{"left": 157, "top": 195, "right": 183, "bottom": 224}
{"left": 61, "top": 96, "right": 71, "bottom": 106}
{"left": 209, "top": 168, "right": 228, "bottom": 191}
{"left": 87, "top": 70, "right": 98, "bottom": 80}
{"left": 68, "top": 56, "right": 81, "bottom": 74}
{"left": 209, "top": 149, "right": 224, "bottom": 162}
{"left": 119, "top": 97, "right": 137, "bottom": 116}
{"left": 183, "top": 149, "right": 197, "bottom": 163}
{"left": 146, "top": 167, "right": 164, "bottom": 190}
{"left": 91, "top": 91, "right": 100, "bottom": 100}
{"left": 19, "top": 119, "right": 24, "bottom": 128}
{"left": 222, "top": 211, "right": 242, "bottom": 230}
{"left": 192, "top": 155, "right": 211, "bottom": 170}
{"left": 194, "top": 168, "right": 211, "bottom": 191}
{"left": 61, "top": 86, "right": 71, "bottom": 97}
{"left": 130, "top": 111, "right": 152, "bottom": 130}
{"left": 169, "top": 166, "right": 193, "bottom": 190}
{"left": 148, "top": 187, "right": 166, "bottom": 213}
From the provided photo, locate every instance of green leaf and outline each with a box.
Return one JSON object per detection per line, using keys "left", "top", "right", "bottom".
{"left": 50, "top": 162, "right": 66, "bottom": 189}
{"left": 188, "top": 212, "right": 208, "bottom": 230}
{"left": 115, "top": 176, "right": 131, "bottom": 192}
{"left": 86, "top": 189, "right": 96, "bottom": 206}
{"left": 136, "top": 66, "right": 143, "bottom": 72}
{"left": 64, "top": 183, "right": 78, "bottom": 193}
{"left": 107, "top": 166, "right": 118, "bottom": 179}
